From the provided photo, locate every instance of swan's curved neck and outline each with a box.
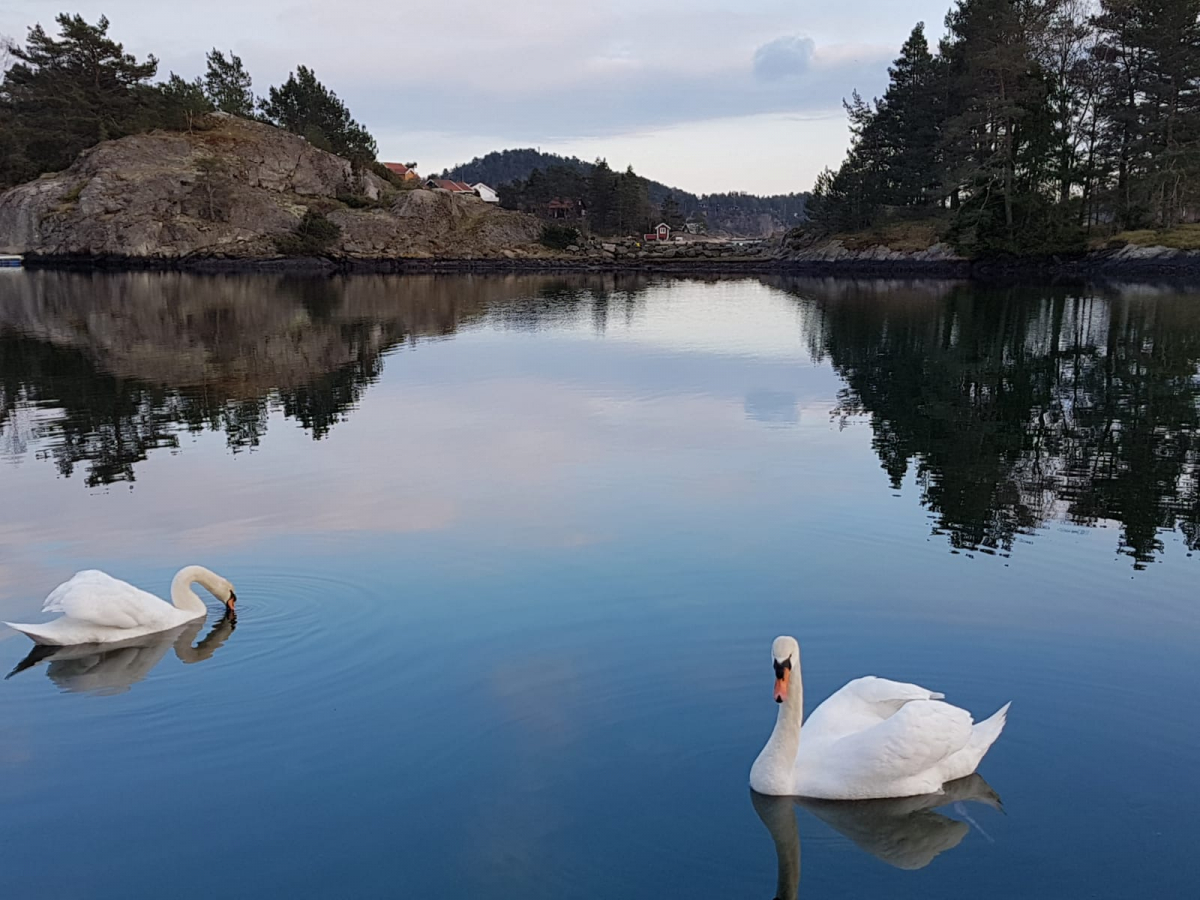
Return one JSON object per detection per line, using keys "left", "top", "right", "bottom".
{"left": 750, "top": 668, "right": 804, "bottom": 795}
{"left": 170, "top": 566, "right": 220, "bottom": 616}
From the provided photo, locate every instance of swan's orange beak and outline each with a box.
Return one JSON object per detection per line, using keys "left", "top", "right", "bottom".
{"left": 774, "top": 667, "right": 790, "bottom": 704}
{"left": 225, "top": 591, "right": 237, "bottom": 612}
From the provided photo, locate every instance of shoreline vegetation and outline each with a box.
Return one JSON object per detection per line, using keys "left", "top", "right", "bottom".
{"left": 1, "top": 9, "right": 1198, "bottom": 278}
{"left": 803, "top": 1, "right": 1200, "bottom": 259}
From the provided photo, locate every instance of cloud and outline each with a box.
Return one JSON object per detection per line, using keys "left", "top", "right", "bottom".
{"left": 752, "top": 35, "right": 816, "bottom": 81}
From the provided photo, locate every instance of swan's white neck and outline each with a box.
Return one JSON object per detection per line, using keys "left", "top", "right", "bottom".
{"left": 750, "top": 668, "right": 804, "bottom": 795}
{"left": 170, "top": 566, "right": 222, "bottom": 616}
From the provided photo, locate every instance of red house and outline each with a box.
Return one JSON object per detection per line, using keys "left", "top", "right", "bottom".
{"left": 426, "top": 179, "right": 477, "bottom": 194}
{"left": 382, "top": 162, "right": 420, "bottom": 181}
{"left": 644, "top": 223, "right": 672, "bottom": 242}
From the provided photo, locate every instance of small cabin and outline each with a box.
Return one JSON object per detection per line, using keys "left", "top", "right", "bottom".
{"left": 643, "top": 222, "right": 672, "bottom": 242}
{"left": 382, "top": 162, "right": 421, "bottom": 182}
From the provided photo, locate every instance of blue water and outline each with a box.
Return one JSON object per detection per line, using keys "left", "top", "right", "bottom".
{"left": 1, "top": 272, "right": 1197, "bottom": 898}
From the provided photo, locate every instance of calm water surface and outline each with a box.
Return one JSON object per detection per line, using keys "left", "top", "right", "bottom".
{"left": 1, "top": 272, "right": 1197, "bottom": 898}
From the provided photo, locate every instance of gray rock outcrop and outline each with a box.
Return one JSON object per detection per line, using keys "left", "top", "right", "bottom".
{"left": 0, "top": 114, "right": 543, "bottom": 261}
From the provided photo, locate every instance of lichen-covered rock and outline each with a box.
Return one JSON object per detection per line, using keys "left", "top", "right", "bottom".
{"left": 0, "top": 113, "right": 543, "bottom": 261}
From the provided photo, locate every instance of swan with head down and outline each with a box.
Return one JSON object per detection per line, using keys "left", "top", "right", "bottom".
{"left": 3, "top": 566, "right": 236, "bottom": 646}
{"left": 750, "top": 636, "right": 1010, "bottom": 800}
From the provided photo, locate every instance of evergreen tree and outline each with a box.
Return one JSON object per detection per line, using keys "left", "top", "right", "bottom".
{"left": 940, "top": 0, "right": 1056, "bottom": 244}
{"left": 203, "top": 49, "right": 255, "bottom": 118}
{"left": 156, "top": 73, "right": 213, "bottom": 132}
{"left": 587, "top": 159, "right": 618, "bottom": 234}
{"left": 1, "top": 14, "right": 159, "bottom": 184}
{"left": 617, "top": 166, "right": 652, "bottom": 234}
{"left": 260, "top": 65, "right": 377, "bottom": 163}
{"left": 874, "top": 23, "right": 945, "bottom": 207}
{"left": 658, "top": 191, "right": 685, "bottom": 228}
{"left": 1093, "top": 0, "right": 1200, "bottom": 227}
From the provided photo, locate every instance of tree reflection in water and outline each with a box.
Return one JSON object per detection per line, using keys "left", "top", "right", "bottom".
{"left": 3, "top": 272, "right": 1198, "bottom": 568}
{"left": 0, "top": 271, "right": 593, "bottom": 485}
{"left": 782, "top": 278, "right": 1200, "bottom": 567}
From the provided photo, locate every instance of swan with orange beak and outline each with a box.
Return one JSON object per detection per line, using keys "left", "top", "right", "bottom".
{"left": 751, "top": 635, "right": 1010, "bottom": 799}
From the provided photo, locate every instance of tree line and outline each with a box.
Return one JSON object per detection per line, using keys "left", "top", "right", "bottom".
{"left": 445, "top": 148, "right": 808, "bottom": 235}
{"left": 809, "top": 0, "right": 1200, "bottom": 255}
{"left": 0, "top": 13, "right": 379, "bottom": 190}
{"left": 498, "top": 161, "right": 657, "bottom": 237}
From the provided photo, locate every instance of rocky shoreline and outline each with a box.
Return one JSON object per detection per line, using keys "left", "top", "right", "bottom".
{"left": 2, "top": 114, "right": 1197, "bottom": 281}
{"left": 14, "top": 248, "right": 1200, "bottom": 280}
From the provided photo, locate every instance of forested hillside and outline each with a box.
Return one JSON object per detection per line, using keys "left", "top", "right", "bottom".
{"left": 443, "top": 149, "right": 806, "bottom": 236}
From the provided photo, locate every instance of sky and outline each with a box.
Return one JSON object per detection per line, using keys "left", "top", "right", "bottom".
{"left": 1, "top": 1, "right": 956, "bottom": 196}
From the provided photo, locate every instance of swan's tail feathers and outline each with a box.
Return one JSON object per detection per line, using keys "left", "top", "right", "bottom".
{"left": 2, "top": 622, "right": 63, "bottom": 646}
{"left": 941, "top": 702, "right": 1011, "bottom": 783}
{"left": 978, "top": 702, "right": 1011, "bottom": 744}
{"left": 968, "top": 702, "right": 1011, "bottom": 760}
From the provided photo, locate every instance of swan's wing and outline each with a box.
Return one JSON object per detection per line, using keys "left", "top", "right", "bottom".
{"left": 840, "top": 676, "right": 946, "bottom": 706}
{"left": 804, "top": 676, "right": 947, "bottom": 743}
{"left": 821, "top": 700, "right": 974, "bottom": 793}
{"left": 43, "top": 571, "right": 171, "bottom": 629}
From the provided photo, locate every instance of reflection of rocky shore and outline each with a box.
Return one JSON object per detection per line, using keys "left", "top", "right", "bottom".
{"left": 781, "top": 277, "right": 1200, "bottom": 566}
{"left": 0, "top": 272, "right": 651, "bottom": 485}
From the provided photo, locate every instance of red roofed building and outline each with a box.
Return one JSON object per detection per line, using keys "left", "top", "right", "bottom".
{"left": 382, "top": 162, "right": 420, "bottom": 181}
{"left": 426, "top": 179, "right": 477, "bottom": 194}
{"left": 547, "top": 197, "right": 584, "bottom": 219}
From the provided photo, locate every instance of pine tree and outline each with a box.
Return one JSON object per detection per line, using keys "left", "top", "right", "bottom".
{"left": 1094, "top": 0, "right": 1200, "bottom": 227}
{"left": 203, "top": 49, "right": 255, "bottom": 118}
{"left": 875, "top": 23, "right": 946, "bottom": 207}
{"left": 658, "top": 191, "right": 685, "bottom": 229}
{"left": 587, "top": 159, "right": 618, "bottom": 234}
{"left": 939, "top": 0, "right": 1066, "bottom": 251}
{"left": 615, "top": 167, "right": 651, "bottom": 234}
{"left": 1, "top": 14, "right": 159, "bottom": 182}
{"left": 156, "top": 73, "right": 213, "bottom": 132}
{"left": 260, "top": 65, "right": 377, "bottom": 163}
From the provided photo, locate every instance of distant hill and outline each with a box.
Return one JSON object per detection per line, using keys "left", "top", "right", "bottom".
{"left": 442, "top": 149, "right": 806, "bottom": 237}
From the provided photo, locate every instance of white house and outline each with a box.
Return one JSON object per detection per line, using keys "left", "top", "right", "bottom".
{"left": 473, "top": 183, "right": 500, "bottom": 203}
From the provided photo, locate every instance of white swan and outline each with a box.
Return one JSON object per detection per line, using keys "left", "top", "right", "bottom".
{"left": 750, "top": 636, "right": 1009, "bottom": 799}
{"left": 3, "top": 566, "right": 236, "bottom": 646}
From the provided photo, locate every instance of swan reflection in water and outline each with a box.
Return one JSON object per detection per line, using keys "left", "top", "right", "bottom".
{"left": 752, "top": 774, "right": 1002, "bottom": 900}
{"left": 5, "top": 611, "right": 237, "bottom": 695}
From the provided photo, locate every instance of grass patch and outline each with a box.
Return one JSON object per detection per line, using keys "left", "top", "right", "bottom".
{"left": 833, "top": 216, "right": 948, "bottom": 252}
{"left": 1104, "top": 225, "right": 1200, "bottom": 251}
{"left": 336, "top": 192, "right": 385, "bottom": 210}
